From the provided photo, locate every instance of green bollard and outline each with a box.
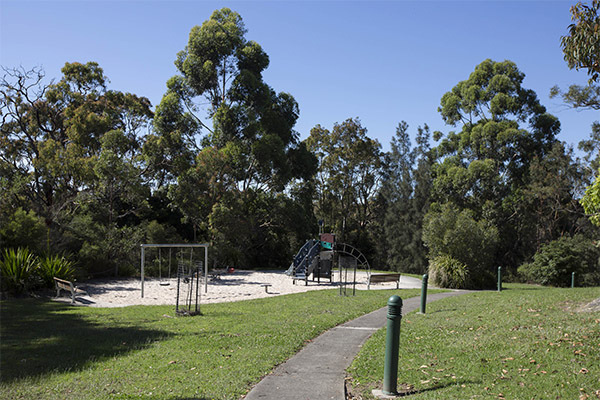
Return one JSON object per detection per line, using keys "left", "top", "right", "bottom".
{"left": 420, "top": 274, "right": 428, "bottom": 314}
{"left": 498, "top": 266, "right": 502, "bottom": 292}
{"left": 572, "top": 271, "right": 575, "bottom": 288}
{"left": 383, "top": 295, "right": 402, "bottom": 395}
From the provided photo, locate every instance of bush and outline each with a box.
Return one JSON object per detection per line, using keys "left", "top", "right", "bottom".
{"left": 0, "top": 208, "right": 46, "bottom": 254}
{"left": 0, "top": 248, "right": 40, "bottom": 294}
{"left": 428, "top": 255, "right": 469, "bottom": 289}
{"left": 1, "top": 248, "right": 78, "bottom": 294}
{"left": 145, "top": 220, "right": 183, "bottom": 244}
{"left": 518, "top": 235, "right": 600, "bottom": 287}
{"left": 422, "top": 203, "right": 499, "bottom": 289}
{"left": 37, "top": 254, "right": 75, "bottom": 288}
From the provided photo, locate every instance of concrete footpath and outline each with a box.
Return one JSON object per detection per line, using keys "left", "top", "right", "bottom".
{"left": 244, "top": 290, "right": 470, "bottom": 400}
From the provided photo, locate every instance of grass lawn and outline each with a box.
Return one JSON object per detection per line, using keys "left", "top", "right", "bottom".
{"left": 1, "top": 288, "right": 423, "bottom": 400}
{"left": 347, "top": 284, "right": 600, "bottom": 399}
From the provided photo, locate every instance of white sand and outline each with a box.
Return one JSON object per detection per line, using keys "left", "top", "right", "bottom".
{"left": 57, "top": 270, "right": 422, "bottom": 308}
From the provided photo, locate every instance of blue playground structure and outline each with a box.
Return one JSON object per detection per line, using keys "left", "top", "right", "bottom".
{"left": 286, "top": 234, "right": 371, "bottom": 290}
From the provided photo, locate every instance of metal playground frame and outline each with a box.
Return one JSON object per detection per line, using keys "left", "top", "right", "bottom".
{"left": 140, "top": 243, "right": 209, "bottom": 298}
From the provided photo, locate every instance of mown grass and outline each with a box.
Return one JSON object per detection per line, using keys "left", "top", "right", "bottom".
{"left": 348, "top": 284, "right": 600, "bottom": 399}
{"left": 1, "top": 288, "right": 423, "bottom": 400}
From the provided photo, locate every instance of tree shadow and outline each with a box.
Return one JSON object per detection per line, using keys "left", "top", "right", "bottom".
{"left": 0, "top": 299, "right": 171, "bottom": 382}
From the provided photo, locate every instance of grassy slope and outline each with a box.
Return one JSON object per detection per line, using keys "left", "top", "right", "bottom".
{"left": 348, "top": 284, "right": 600, "bottom": 399}
{"left": 1, "top": 288, "right": 422, "bottom": 400}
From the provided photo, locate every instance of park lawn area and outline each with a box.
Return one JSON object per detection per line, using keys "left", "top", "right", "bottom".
{"left": 1, "top": 288, "right": 424, "bottom": 400}
{"left": 347, "top": 284, "right": 600, "bottom": 399}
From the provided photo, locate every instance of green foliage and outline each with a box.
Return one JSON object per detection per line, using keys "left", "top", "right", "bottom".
{"left": 0, "top": 247, "right": 40, "bottom": 294}
{"left": 422, "top": 203, "right": 499, "bottom": 289}
{"left": 428, "top": 255, "right": 469, "bottom": 289}
{"left": 550, "top": 83, "right": 600, "bottom": 110}
{"left": 518, "top": 235, "right": 600, "bottom": 287}
{"left": 581, "top": 168, "right": 600, "bottom": 226}
{"left": 435, "top": 60, "right": 556, "bottom": 197}
{"left": 382, "top": 122, "right": 432, "bottom": 273}
{"left": 438, "top": 59, "right": 545, "bottom": 126}
{"left": 0, "top": 208, "right": 46, "bottom": 254}
{"left": 145, "top": 220, "right": 183, "bottom": 244}
{"left": 153, "top": 8, "right": 316, "bottom": 268}
{"left": 77, "top": 222, "right": 144, "bottom": 278}
{"left": 578, "top": 122, "right": 600, "bottom": 174}
{"left": 37, "top": 255, "right": 75, "bottom": 288}
{"left": 513, "top": 142, "right": 588, "bottom": 257}
{"left": 431, "top": 59, "right": 572, "bottom": 275}
{"left": 1, "top": 62, "right": 153, "bottom": 277}
{"left": 306, "top": 118, "right": 383, "bottom": 262}
{"left": 561, "top": 0, "right": 600, "bottom": 82}
{"left": 579, "top": 126, "right": 600, "bottom": 229}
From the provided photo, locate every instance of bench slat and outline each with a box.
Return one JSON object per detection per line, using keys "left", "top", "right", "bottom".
{"left": 54, "top": 277, "right": 81, "bottom": 304}
{"left": 367, "top": 273, "right": 401, "bottom": 289}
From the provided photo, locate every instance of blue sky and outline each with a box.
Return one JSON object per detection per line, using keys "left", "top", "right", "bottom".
{"left": 1, "top": 0, "right": 598, "bottom": 154}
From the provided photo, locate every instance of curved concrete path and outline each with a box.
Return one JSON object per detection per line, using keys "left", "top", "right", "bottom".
{"left": 244, "top": 290, "right": 470, "bottom": 400}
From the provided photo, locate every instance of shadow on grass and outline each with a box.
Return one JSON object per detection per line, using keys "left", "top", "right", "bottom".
{"left": 426, "top": 308, "right": 458, "bottom": 314}
{"left": 167, "top": 398, "right": 217, "bottom": 400}
{"left": 0, "top": 299, "right": 171, "bottom": 382}
{"left": 393, "top": 379, "right": 481, "bottom": 396}
{"left": 499, "top": 286, "right": 545, "bottom": 291}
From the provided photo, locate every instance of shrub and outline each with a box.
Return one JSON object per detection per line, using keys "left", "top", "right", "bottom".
{"left": 518, "top": 235, "right": 600, "bottom": 287}
{"left": 428, "top": 255, "right": 469, "bottom": 289}
{"left": 0, "top": 248, "right": 40, "bottom": 294}
{"left": 146, "top": 220, "right": 183, "bottom": 244}
{"left": 0, "top": 208, "right": 46, "bottom": 254}
{"left": 72, "top": 218, "right": 144, "bottom": 278}
{"left": 37, "top": 254, "right": 75, "bottom": 288}
{"left": 422, "top": 203, "right": 499, "bottom": 289}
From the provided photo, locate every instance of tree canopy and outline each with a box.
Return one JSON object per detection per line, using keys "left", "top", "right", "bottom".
{"left": 150, "top": 8, "right": 316, "bottom": 267}
{"left": 425, "top": 59, "right": 589, "bottom": 287}
{"left": 0, "top": 62, "right": 154, "bottom": 275}
{"left": 1, "top": 8, "right": 598, "bottom": 289}
{"left": 561, "top": 0, "right": 600, "bottom": 82}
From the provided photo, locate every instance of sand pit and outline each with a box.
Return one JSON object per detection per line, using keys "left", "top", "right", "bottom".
{"left": 55, "top": 270, "right": 422, "bottom": 308}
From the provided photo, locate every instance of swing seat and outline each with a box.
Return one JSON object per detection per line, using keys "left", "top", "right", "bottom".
{"left": 160, "top": 281, "right": 170, "bottom": 286}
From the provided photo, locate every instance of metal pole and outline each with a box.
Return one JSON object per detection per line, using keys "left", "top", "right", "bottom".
{"left": 339, "top": 254, "right": 343, "bottom": 296}
{"left": 498, "top": 266, "right": 502, "bottom": 292}
{"left": 141, "top": 245, "right": 145, "bottom": 298}
{"left": 195, "top": 261, "right": 200, "bottom": 313}
{"left": 204, "top": 246, "right": 208, "bottom": 293}
{"left": 383, "top": 295, "right": 402, "bottom": 395}
{"left": 352, "top": 261, "right": 357, "bottom": 296}
{"left": 420, "top": 274, "right": 428, "bottom": 314}
{"left": 176, "top": 258, "right": 180, "bottom": 314}
{"left": 571, "top": 271, "right": 575, "bottom": 288}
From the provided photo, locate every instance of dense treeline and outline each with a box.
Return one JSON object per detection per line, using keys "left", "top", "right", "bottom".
{"left": 2, "top": 7, "right": 599, "bottom": 288}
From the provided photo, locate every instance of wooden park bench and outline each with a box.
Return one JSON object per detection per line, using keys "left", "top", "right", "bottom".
{"left": 54, "top": 277, "right": 87, "bottom": 304}
{"left": 367, "top": 273, "right": 401, "bottom": 290}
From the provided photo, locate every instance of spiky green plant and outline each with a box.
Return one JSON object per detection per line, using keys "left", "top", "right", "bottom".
{"left": 37, "top": 254, "right": 75, "bottom": 288}
{"left": 428, "top": 255, "right": 469, "bottom": 289}
{"left": 0, "top": 247, "right": 39, "bottom": 294}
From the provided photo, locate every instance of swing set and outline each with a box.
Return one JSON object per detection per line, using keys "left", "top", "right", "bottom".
{"left": 156, "top": 247, "right": 173, "bottom": 286}
{"left": 140, "top": 243, "right": 209, "bottom": 299}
